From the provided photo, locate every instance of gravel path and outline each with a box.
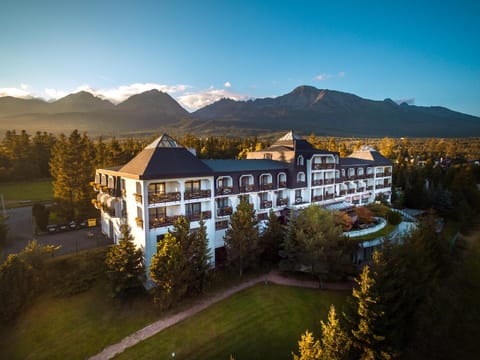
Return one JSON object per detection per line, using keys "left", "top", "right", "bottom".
{"left": 88, "top": 271, "right": 353, "bottom": 360}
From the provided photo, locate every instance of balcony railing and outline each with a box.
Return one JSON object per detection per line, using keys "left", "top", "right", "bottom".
{"left": 148, "top": 192, "right": 181, "bottom": 204}
{"left": 258, "top": 213, "right": 269, "bottom": 221}
{"left": 186, "top": 210, "right": 212, "bottom": 222}
{"left": 184, "top": 189, "right": 211, "bottom": 200}
{"left": 324, "top": 178, "right": 334, "bottom": 185}
{"left": 276, "top": 198, "right": 289, "bottom": 206}
{"left": 278, "top": 181, "right": 287, "bottom": 188}
{"left": 150, "top": 215, "right": 180, "bottom": 229}
{"left": 324, "top": 194, "right": 335, "bottom": 200}
{"left": 240, "top": 184, "right": 254, "bottom": 193}
{"left": 215, "top": 220, "right": 229, "bottom": 230}
{"left": 216, "top": 187, "right": 233, "bottom": 196}
{"left": 367, "top": 185, "right": 374, "bottom": 190}
{"left": 357, "top": 187, "right": 366, "bottom": 192}
{"left": 312, "top": 195, "right": 323, "bottom": 202}
{"left": 294, "top": 196, "right": 305, "bottom": 204}
{"left": 376, "top": 172, "right": 384, "bottom": 177}
{"left": 347, "top": 175, "right": 357, "bottom": 180}
{"left": 260, "top": 200, "right": 272, "bottom": 209}
{"left": 348, "top": 189, "right": 355, "bottom": 194}
{"left": 260, "top": 183, "right": 273, "bottom": 190}
{"left": 339, "top": 190, "right": 347, "bottom": 196}
{"left": 366, "top": 173, "right": 374, "bottom": 178}
{"left": 312, "top": 179, "right": 323, "bottom": 186}
{"left": 217, "top": 206, "right": 233, "bottom": 217}
{"left": 312, "top": 163, "right": 335, "bottom": 170}
{"left": 134, "top": 193, "right": 142, "bottom": 204}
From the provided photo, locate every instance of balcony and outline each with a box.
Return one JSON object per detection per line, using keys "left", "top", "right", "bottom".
{"left": 357, "top": 187, "right": 366, "bottom": 192}
{"left": 324, "top": 194, "right": 335, "bottom": 200}
{"left": 294, "top": 196, "right": 305, "bottom": 205}
{"left": 312, "top": 163, "right": 335, "bottom": 170}
{"left": 216, "top": 187, "right": 233, "bottom": 196}
{"left": 240, "top": 184, "right": 254, "bottom": 193}
{"left": 312, "top": 195, "right": 323, "bottom": 202}
{"left": 348, "top": 189, "right": 355, "bottom": 194}
{"left": 385, "top": 170, "right": 392, "bottom": 176}
{"left": 347, "top": 175, "right": 357, "bottom": 180}
{"left": 278, "top": 181, "right": 287, "bottom": 188}
{"left": 148, "top": 192, "right": 181, "bottom": 204}
{"left": 134, "top": 193, "right": 143, "bottom": 204}
{"left": 324, "top": 178, "right": 334, "bottom": 185}
{"left": 276, "top": 198, "right": 289, "bottom": 206}
{"left": 296, "top": 181, "right": 307, "bottom": 187}
{"left": 339, "top": 190, "right": 347, "bottom": 196}
{"left": 312, "top": 179, "right": 323, "bottom": 186}
{"left": 366, "top": 173, "right": 374, "bottom": 178}
{"left": 258, "top": 213, "right": 269, "bottom": 221}
{"left": 260, "top": 183, "right": 273, "bottom": 190}
{"left": 215, "top": 220, "right": 229, "bottom": 230}
{"left": 186, "top": 210, "right": 212, "bottom": 222}
{"left": 217, "top": 206, "right": 233, "bottom": 217}
{"left": 260, "top": 200, "right": 272, "bottom": 209}
{"left": 184, "top": 189, "right": 211, "bottom": 200}
{"left": 90, "top": 182, "right": 101, "bottom": 192}
{"left": 376, "top": 172, "right": 385, "bottom": 177}
{"left": 150, "top": 215, "right": 180, "bottom": 229}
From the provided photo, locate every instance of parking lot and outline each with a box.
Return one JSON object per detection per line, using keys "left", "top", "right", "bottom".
{"left": 2, "top": 206, "right": 112, "bottom": 261}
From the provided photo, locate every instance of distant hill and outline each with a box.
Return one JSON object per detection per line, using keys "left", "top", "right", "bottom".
{"left": 193, "top": 86, "right": 480, "bottom": 137}
{"left": 0, "top": 86, "right": 479, "bottom": 137}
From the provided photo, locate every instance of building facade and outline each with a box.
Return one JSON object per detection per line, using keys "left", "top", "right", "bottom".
{"left": 92, "top": 131, "right": 392, "bottom": 269}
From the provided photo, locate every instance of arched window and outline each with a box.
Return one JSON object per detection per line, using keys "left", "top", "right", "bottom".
{"left": 297, "top": 155, "right": 304, "bottom": 166}
{"left": 297, "top": 172, "right": 305, "bottom": 183}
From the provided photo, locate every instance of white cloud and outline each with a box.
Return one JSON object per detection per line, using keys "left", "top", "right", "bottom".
{"left": 224, "top": 81, "right": 232, "bottom": 88}
{"left": 178, "top": 88, "right": 251, "bottom": 111}
{"left": 0, "top": 87, "right": 32, "bottom": 98}
{"left": 338, "top": 71, "right": 346, "bottom": 78}
{"left": 41, "top": 83, "right": 191, "bottom": 103}
{"left": 314, "top": 73, "right": 332, "bottom": 81}
{"left": 20, "top": 83, "right": 29, "bottom": 90}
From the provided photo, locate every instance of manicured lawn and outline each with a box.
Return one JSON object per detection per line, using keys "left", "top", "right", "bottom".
{"left": 0, "top": 280, "right": 160, "bottom": 360}
{"left": 115, "top": 285, "right": 347, "bottom": 360}
{"left": 0, "top": 179, "right": 53, "bottom": 207}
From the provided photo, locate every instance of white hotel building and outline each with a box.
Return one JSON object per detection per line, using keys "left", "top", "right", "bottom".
{"left": 92, "top": 131, "right": 392, "bottom": 268}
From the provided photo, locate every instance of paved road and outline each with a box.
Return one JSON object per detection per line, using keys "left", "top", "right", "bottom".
{"left": 2, "top": 206, "right": 112, "bottom": 261}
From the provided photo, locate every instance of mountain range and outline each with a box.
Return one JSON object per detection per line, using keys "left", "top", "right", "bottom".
{"left": 0, "top": 86, "right": 479, "bottom": 137}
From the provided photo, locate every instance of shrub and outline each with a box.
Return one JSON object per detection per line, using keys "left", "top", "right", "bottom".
{"left": 387, "top": 210, "right": 402, "bottom": 225}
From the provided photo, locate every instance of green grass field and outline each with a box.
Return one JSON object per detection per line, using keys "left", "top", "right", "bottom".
{"left": 0, "top": 278, "right": 346, "bottom": 360}
{"left": 115, "top": 285, "right": 346, "bottom": 360}
{"left": 0, "top": 179, "right": 53, "bottom": 207}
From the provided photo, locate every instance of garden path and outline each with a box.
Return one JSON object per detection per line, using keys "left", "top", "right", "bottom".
{"left": 88, "top": 271, "right": 353, "bottom": 360}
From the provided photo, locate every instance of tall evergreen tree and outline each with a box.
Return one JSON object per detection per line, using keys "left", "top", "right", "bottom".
{"left": 190, "top": 218, "right": 212, "bottom": 293}
{"left": 259, "top": 210, "right": 285, "bottom": 263}
{"left": 293, "top": 331, "right": 322, "bottom": 360}
{"left": 319, "top": 305, "right": 351, "bottom": 360}
{"left": 224, "top": 196, "right": 259, "bottom": 276}
{"left": 105, "top": 221, "right": 144, "bottom": 297}
{"left": 350, "top": 266, "right": 391, "bottom": 360}
{"left": 150, "top": 232, "right": 188, "bottom": 308}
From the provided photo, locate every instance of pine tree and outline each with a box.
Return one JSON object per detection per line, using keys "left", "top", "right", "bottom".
{"left": 259, "top": 210, "right": 285, "bottom": 263}
{"left": 224, "top": 196, "right": 259, "bottom": 276}
{"left": 293, "top": 331, "right": 322, "bottom": 360}
{"left": 350, "top": 266, "right": 392, "bottom": 360}
{"left": 150, "top": 232, "right": 188, "bottom": 308}
{"left": 190, "top": 217, "right": 212, "bottom": 293}
{"left": 105, "top": 221, "right": 144, "bottom": 297}
{"left": 320, "top": 305, "right": 351, "bottom": 360}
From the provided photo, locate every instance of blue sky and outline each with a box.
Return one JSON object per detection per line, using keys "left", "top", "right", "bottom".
{"left": 1, "top": 0, "right": 479, "bottom": 115}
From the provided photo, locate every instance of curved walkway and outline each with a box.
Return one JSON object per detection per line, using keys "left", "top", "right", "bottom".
{"left": 89, "top": 271, "right": 353, "bottom": 360}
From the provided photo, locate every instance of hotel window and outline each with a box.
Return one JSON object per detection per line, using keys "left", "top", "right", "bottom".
{"left": 297, "top": 172, "right": 305, "bottom": 183}
{"left": 297, "top": 155, "right": 304, "bottom": 166}
{"left": 149, "top": 206, "right": 166, "bottom": 221}
{"left": 217, "top": 197, "right": 229, "bottom": 208}
{"left": 185, "top": 180, "right": 201, "bottom": 192}
{"left": 186, "top": 202, "right": 201, "bottom": 218}
{"left": 149, "top": 182, "right": 165, "bottom": 194}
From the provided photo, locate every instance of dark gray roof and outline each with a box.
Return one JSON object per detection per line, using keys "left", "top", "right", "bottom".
{"left": 118, "top": 135, "right": 213, "bottom": 179}
{"left": 202, "top": 159, "right": 288, "bottom": 173}
{"left": 347, "top": 148, "right": 393, "bottom": 166}
{"left": 339, "top": 158, "right": 372, "bottom": 167}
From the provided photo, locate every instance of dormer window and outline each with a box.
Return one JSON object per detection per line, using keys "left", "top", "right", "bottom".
{"left": 297, "top": 155, "right": 304, "bottom": 166}
{"left": 263, "top": 153, "right": 272, "bottom": 160}
{"left": 297, "top": 172, "right": 306, "bottom": 183}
